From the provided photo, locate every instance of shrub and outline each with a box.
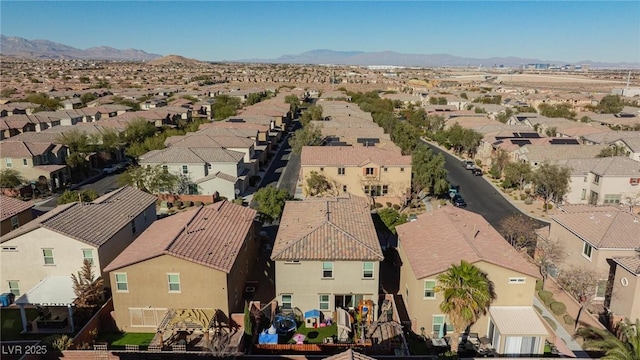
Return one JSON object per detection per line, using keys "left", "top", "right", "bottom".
{"left": 538, "top": 290, "right": 554, "bottom": 303}
{"left": 546, "top": 203, "right": 554, "bottom": 210}
{"left": 475, "top": 159, "right": 482, "bottom": 166}
{"left": 535, "top": 279, "right": 543, "bottom": 291}
{"left": 524, "top": 197, "right": 534, "bottom": 205}
{"left": 194, "top": 201, "right": 203, "bottom": 206}
{"left": 173, "top": 200, "right": 183, "bottom": 208}
{"left": 563, "top": 314, "right": 575, "bottom": 325}
{"left": 550, "top": 301, "right": 567, "bottom": 316}
{"left": 525, "top": 188, "right": 532, "bottom": 194}
{"left": 375, "top": 202, "right": 383, "bottom": 208}
{"left": 182, "top": 200, "right": 193, "bottom": 207}
{"left": 520, "top": 194, "right": 527, "bottom": 200}
{"left": 533, "top": 305, "right": 543, "bottom": 314}
{"left": 543, "top": 316, "right": 557, "bottom": 331}
{"left": 386, "top": 202, "right": 392, "bottom": 208}
{"left": 392, "top": 204, "right": 400, "bottom": 210}
{"left": 438, "top": 199, "right": 448, "bottom": 206}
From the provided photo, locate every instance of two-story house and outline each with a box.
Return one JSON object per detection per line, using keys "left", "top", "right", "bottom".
{"left": 0, "top": 186, "right": 157, "bottom": 298}
{"left": 138, "top": 147, "right": 246, "bottom": 199}
{"left": 103, "top": 201, "right": 258, "bottom": 333}
{"left": 395, "top": 206, "right": 548, "bottom": 356}
{"left": 0, "top": 195, "right": 33, "bottom": 236}
{"left": 0, "top": 140, "right": 69, "bottom": 190}
{"left": 557, "top": 157, "right": 640, "bottom": 205}
{"left": 547, "top": 204, "right": 640, "bottom": 322}
{"left": 271, "top": 195, "right": 384, "bottom": 319}
{"left": 300, "top": 146, "right": 412, "bottom": 205}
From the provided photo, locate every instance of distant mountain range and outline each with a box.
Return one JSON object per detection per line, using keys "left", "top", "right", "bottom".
{"left": 1, "top": 36, "right": 638, "bottom": 68}
{"left": 0, "top": 35, "right": 162, "bottom": 61}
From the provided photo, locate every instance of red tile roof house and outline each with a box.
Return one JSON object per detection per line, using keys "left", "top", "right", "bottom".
{"left": 547, "top": 204, "right": 640, "bottom": 323}
{"left": 0, "top": 140, "right": 70, "bottom": 191}
{"left": 0, "top": 186, "right": 156, "bottom": 333}
{"left": 271, "top": 195, "right": 384, "bottom": 320}
{"left": 0, "top": 194, "right": 33, "bottom": 236}
{"left": 103, "top": 201, "right": 258, "bottom": 334}
{"left": 395, "top": 206, "right": 548, "bottom": 356}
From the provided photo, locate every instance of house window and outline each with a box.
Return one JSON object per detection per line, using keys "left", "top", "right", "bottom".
{"left": 5, "top": 158, "right": 12, "bottom": 168}
{"left": 365, "top": 167, "right": 375, "bottom": 176}
{"left": 182, "top": 165, "right": 188, "bottom": 174}
{"left": 508, "top": 277, "right": 526, "bottom": 284}
{"left": 363, "top": 262, "right": 374, "bottom": 279}
{"left": 10, "top": 216, "right": 19, "bottom": 230}
{"left": 131, "top": 220, "right": 136, "bottom": 234}
{"left": 400, "top": 167, "right": 405, "bottom": 172}
{"left": 581, "top": 189, "right": 586, "bottom": 200}
{"left": 115, "top": 273, "right": 128, "bottom": 292}
{"left": 22, "top": 158, "right": 28, "bottom": 166}
{"left": 382, "top": 185, "right": 388, "bottom": 195}
{"left": 432, "top": 315, "right": 454, "bottom": 338}
{"left": 129, "top": 308, "right": 166, "bottom": 327}
{"left": 322, "top": 262, "right": 334, "bottom": 278}
{"left": 338, "top": 167, "right": 345, "bottom": 175}
{"left": 285, "top": 260, "right": 300, "bottom": 264}
{"left": 208, "top": 164, "right": 212, "bottom": 170}
{"left": 631, "top": 178, "right": 640, "bottom": 185}
{"left": 319, "top": 294, "right": 330, "bottom": 310}
{"left": 320, "top": 167, "right": 324, "bottom": 172}
{"left": 595, "top": 279, "right": 607, "bottom": 299}
{"left": 8, "top": 281, "right": 20, "bottom": 296}
{"left": 281, "top": 294, "right": 292, "bottom": 310}
{"left": 144, "top": 211, "right": 148, "bottom": 223}
{"left": 1, "top": 246, "right": 17, "bottom": 251}
{"left": 83, "top": 249, "right": 94, "bottom": 265}
{"left": 593, "top": 174, "right": 600, "bottom": 184}
{"left": 603, "top": 194, "right": 621, "bottom": 204}
{"left": 424, "top": 280, "right": 436, "bottom": 299}
{"left": 582, "top": 242, "right": 593, "bottom": 259}
{"left": 342, "top": 185, "right": 347, "bottom": 192}
{"left": 42, "top": 249, "right": 54, "bottom": 265}
{"left": 167, "top": 274, "right": 181, "bottom": 292}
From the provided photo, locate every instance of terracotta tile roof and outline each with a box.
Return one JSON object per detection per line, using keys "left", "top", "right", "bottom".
{"left": 301, "top": 146, "right": 411, "bottom": 167}
{"left": 551, "top": 205, "right": 640, "bottom": 249}
{"left": 396, "top": 206, "right": 540, "bottom": 279}
{"left": 1, "top": 186, "right": 156, "bottom": 246}
{"left": 557, "top": 157, "right": 640, "bottom": 176}
{"left": 166, "top": 134, "right": 253, "bottom": 149}
{"left": 325, "top": 349, "right": 378, "bottom": 360}
{"left": 0, "top": 195, "right": 33, "bottom": 222}
{"left": 138, "top": 147, "right": 244, "bottom": 164}
{"left": 613, "top": 256, "right": 640, "bottom": 275}
{"left": 0, "top": 141, "right": 53, "bottom": 158}
{"left": 199, "top": 121, "right": 270, "bottom": 133}
{"left": 104, "top": 201, "right": 257, "bottom": 273}
{"left": 194, "top": 171, "right": 238, "bottom": 184}
{"left": 271, "top": 196, "right": 383, "bottom": 261}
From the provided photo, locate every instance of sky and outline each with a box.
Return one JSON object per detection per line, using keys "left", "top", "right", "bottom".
{"left": 1, "top": 1, "right": 639, "bottom": 64}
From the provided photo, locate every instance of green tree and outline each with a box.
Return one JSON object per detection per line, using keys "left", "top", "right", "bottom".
{"left": 71, "top": 259, "right": 104, "bottom": 309}
{"left": 534, "top": 236, "right": 566, "bottom": 290}
{"left": 429, "top": 96, "right": 448, "bottom": 105}
{"left": 304, "top": 171, "right": 334, "bottom": 197}
{"left": 436, "top": 260, "right": 496, "bottom": 353}
{"left": 459, "top": 93, "right": 468, "bottom": 100}
{"left": 411, "top": 145, "right": 448, "bottom": 196}
{"left": 503, "top": 161, "right": 533, "bottom": 190}
{"left": 1, "top": 88, "right": 17, "bottom": 98}
{"left": 124, "top": 118, "right": 156, "bottom": 144}
{"left": 377, "top": 207, "right": 407, "bottom": 234}
{"left": 57, "top": 189, "right": 99, "bottom": 205}
{"left": 252, "top": 186, "right": 292, "bottom": 222}
{"left": 289, "top": 123, "right": 323, "bottom": 155}
{"left": 245, "top": 92, "right": 265, "bottom": 106}
{"left": 598, "top": 95, "right": 624, "bottom": 114}
{"left": 496, "top": 108, "right": 514, "bottom": 124}
{"left": 538, "top": 103, "right": 576, "bottom": 120}
{"left": 23, "top": 92, "right": 61, "bottom": 111}
{"left": 80, "top": 93, "right": 97, "bottom": 106}
{"left": 598, "top": 145, "right": 628, "bottom": 158}
{"left": 578, "top": 319, "right": 640, "bottom": 360}
{"left": 0, "top": 168, "right": 26, "bottom": 188}
{"left": 498, "top": 214, "right": 538, "bottom": 252}
{"left": 212, "top": 94, "right": 241, "bottom": 120}
{"left": 532, "top": 163, "right": 571, "bottom": 212}
{"left": 285, "top": 94, "right": 300, "bottom": 117}
{"left": 117, "top": 165, "right": 180, "bottom": 194}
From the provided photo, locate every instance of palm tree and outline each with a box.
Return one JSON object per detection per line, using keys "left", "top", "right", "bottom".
{"left": 579, "top": 319, "right": 640, "bottom": 360}
{"left": 436, "top": 260, "right": 496, "bottom": 353}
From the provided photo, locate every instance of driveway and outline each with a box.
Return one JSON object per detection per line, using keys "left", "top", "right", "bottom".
{"left": 421, "top": 139, "right": 548, "bottom": 230}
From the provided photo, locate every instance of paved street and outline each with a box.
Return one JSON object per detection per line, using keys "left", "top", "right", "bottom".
{"left": 421, "top": 139, "right": 548, "bottom": 230}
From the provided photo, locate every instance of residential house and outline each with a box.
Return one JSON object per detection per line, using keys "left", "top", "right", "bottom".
{"left": 0, "top": 102, "right": 39, "bottom": 117}
{"left": 0, "top": 186, "right": 157, "bottom": 297}
{"left": 609, "top": 257, "right": 640, "bottom": 323}
{"left": 0, "top": 195, "right": 33, "bottom": 236}
{"left": 547, "top": 204, "right": 640, "bottom": 322}
{"left": 556, "top": 157, "right": 640, "bottom": 205}
{"left": 512, "top": 144, "right": 608, "bottom": 169}
{"left": 0, "top": 140, "right": 69, "bottom": 190}
{"left": 0, "top": 114, "right": 62, "bottom": 140}
{"left": 395, "top": 206, "right": 547, "bottom": 356}
{"left": 103, "top": 201, "right": 258, "bottom": 332}
{"left": 300, "top": 146, "right": 412, "bottom": 205}
{"left": 138, "top": 147, "right": 246, "bottom": 199}
{"left": 271, "top": 195, "right": 384, "bottom": 319}
{"left": 61, "top": 98, "right": 83, "bottom": 110}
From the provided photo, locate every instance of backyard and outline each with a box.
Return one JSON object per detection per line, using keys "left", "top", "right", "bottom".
{"left": 1, "top": 308, "right": 39, "bottom": 341}
{"left": 288, "top": 324, "right": 337, "bottom": 344}
{"left": 96, "top": 332, "right": 155, "bottom": 349}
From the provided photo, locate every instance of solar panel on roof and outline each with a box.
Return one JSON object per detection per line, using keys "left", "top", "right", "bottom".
{"left": 511, "top": 139, "right": 531, "bottom": 146}
{"left": 228, "top": 118, "right": 245, "bottom": 123}
{"left": 326, "top": 142, "right": 350, "bottom": 147}
{"left": 549, "top": 138, "right": 579, "bottom": 145}
{"left": 518, "top": 132, "right": 541, "bottom": 139}
{"left": 356, "top": 138, "right": 380, "bottom": 144}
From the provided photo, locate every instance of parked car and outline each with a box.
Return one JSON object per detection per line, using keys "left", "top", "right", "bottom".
{"left": 471, "top": 168, "right": 483, "bottom": 176}
{"left": 102, "top": 164, "right": 119, "bottom": 174}
{"left": 452, "top": 194, "right": 467, "bottom": 207}
{"left": 462, "top": 160, "right": 476, "bottom": 170}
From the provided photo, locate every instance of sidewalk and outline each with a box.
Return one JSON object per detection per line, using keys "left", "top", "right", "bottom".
{"left": 533, "top": 297, "right": 588, "bottom": 358}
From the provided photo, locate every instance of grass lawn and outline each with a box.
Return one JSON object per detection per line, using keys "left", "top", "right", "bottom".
{"left": 1, "top": 308, "right": 39, "bottom": 341}
{"left": 289, "top": 324, "right": 337, "bottom": 344}
{"left": 97, "top": 332, "right": 155, "bottom": 349}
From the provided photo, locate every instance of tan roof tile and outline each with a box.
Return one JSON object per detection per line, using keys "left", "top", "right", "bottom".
{"left": 613, "top": 256, "right": 640, "bottom": 275}
{"left": 301, "top": 146, "right": 411, "bottom": 167}
{"left": 271, "top": 196, "right": 383, "bottom": 261}
{"left": 396, "top": 206, "right": 540, "bottom": 279}
{"left": 104, "top": 201, "right": 257, "bottom": 273}
{"left": 0, "top": 195, "right": 33, "bottom": 222}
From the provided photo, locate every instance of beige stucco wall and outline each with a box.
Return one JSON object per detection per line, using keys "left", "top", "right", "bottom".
{"left": 567, "top": 172, "right": 640, "bottom": 205}
{"left": 274, "top": 260, "right": 379, "bottom": 319}
{"left": 198, "top": 177, "right": 239, "bottom": 199}
{"left": 140, "top": 160, "right": 243, "bottom": 184}
{"left": 397, "top": 241, "right": 537, "bottom": 338}
{"left": 300, "top": 163, "right": 411, "bottom": 204}
{"left": 109, "top": 255, "right": 228, "bottom": 333}
{"left": 225, "top": 224, "right": 259, "bottom": 314}
{"left": 1, "top": 228, "right": 99, "bottom": 295}
{"left": 609, "top": 267, "right": 639, "bottom": 323}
